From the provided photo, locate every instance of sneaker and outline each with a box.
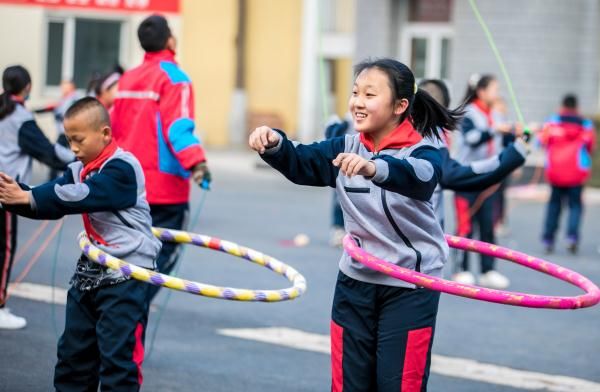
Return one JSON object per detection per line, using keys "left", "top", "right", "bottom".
{"left": 329, "top": 227, "right": 345, "bottom": 248}
{"left": 567, "top": 237, "right": 578, "bottom": 255}
{"left": 0, "top": 308, "right": 27, "bottom": 330}
{"left": 543, "top": 240, "right": 554, "bottom": 254}
{"left": 479, "top": 270, "right": 510, "bottom": 289}
{"left": 452, "top": 271, "right": 476, "bottom": 285}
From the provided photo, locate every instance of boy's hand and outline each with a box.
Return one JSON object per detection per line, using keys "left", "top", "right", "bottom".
{"left": 333, "top": 153, "right": 376, "bottom": 178}
{"left": 249, "top": 126, "right": 281, "bottom": 154}
{"left": 0, "top": 173, "right": 30, "bottom": 205}
{"left": 191, "top": 162, "right": 209, "bottom": 185}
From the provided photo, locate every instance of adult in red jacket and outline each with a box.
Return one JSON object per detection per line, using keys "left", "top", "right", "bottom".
{"left": 111, "top": 15, "right": 209, "bottom": 302}
{"left": 539, "top": 94, "right": 596, "bottom": 254}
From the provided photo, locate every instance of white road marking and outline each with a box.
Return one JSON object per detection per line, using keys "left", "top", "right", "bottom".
{"left": 8, "top": 282, "right": 67, "bottom": 305}
{"left": 218, "top": 327, "right": 600, "bottom": 392}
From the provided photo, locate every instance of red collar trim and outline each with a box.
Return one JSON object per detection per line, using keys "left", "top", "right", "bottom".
{"left": 472, "top": 98, "right": 493, "bottom": 125}
{"left": 10, "top": 95, "right": 25, "bottom": 104}
{"left": 472, "top": 98, "right": 491, "bottom": 115}
{"left": 80, "top": 140, "right": 117, "bottom": 247}
{"left": 359, "top": 119, "right": 423, "bottom": 152}
{"left": 80, "top": 140, "right": 118, "bottom": 181}
{"left": 144, "top": 49, "right": 176, "bottom": 63}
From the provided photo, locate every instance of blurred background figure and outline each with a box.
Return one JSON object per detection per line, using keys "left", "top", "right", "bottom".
{"left": 452, "top": 74, "right": 518, "bottom": 289}
{"left": 539, "top": 94, "right": 596, "bottom": 254}
{"left": 0, "top": 65, "right": 74, "bottom": 329}
{"left": 34, "top": 79, "right": 81, "bottom": 179}
{"left": 324, "top": 113, "right": 353, "bottom": 247}
{"left": 86, "top": 65, "right": 123, "bottom": 111}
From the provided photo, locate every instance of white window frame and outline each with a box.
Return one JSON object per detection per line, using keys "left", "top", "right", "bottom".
{"left": 42, "top": 10, "right": 130, "bottom": 96}
{"left": 399, "top": 23, "right": 453, "bottom": 82}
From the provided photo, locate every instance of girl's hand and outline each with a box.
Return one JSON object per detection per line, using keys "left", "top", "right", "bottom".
{"left": 333, "top": 153, "right": 376, "bottom": 178}
{"left": 0, "top": 172, "right": 30, "bottom": 205}
{"left": 249, "top": 126, "right": 281, "bottom": 154}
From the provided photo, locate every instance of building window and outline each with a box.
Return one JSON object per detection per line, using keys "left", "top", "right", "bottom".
{"left": 46, "top": 22, "right": 65, "bottom": 86}
{"left": 45, "top": 17, "right": 122, "bottom": 89}
{"left": 400, "top": 25, "right": 453, "bottom": 82}
{"left": 410, "top": 38, "right": 428, "bottom": 79}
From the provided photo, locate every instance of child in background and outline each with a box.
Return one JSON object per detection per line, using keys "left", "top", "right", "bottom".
{"left": 539, "top": 94, "right": 596, "bottom": 254}
{"left": 0, "top": 65, "right": 74, "bottom": 329}
{"left": 453, "top": 74, "right": 518, "bottom": 289}
{"left": 250, "top": 58, "right": 462, "bottom": 391}
{"left": 0, "top": 97, "right": 161, "bottom": 390}
{"left": 324, "top": 113, "right": 353, "bottom": 247}
{"left": 418, "top": 79, "right": 527, "bottom": 230}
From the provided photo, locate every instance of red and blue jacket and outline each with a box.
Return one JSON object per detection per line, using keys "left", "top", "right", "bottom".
{"left": 111, "top": 49, "right": 206, "bottom": 205}
{"left": 539, "top": 109, "right": 596, "bottom": 186}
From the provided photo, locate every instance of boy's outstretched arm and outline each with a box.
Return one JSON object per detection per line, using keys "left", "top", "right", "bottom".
{"left": 29, "top": 159, "right": 138, "bottom": 220}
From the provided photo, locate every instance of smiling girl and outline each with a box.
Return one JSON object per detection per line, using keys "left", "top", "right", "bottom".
{"left": 249, "top": 58, "right": 462, "bottom": 391}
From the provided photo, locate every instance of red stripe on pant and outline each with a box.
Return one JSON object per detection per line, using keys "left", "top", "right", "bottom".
{"left": 401, "top": 326, "right": 433, "bottom": 392}
{"left": 133, "top": 322, "right": 145, "bottom": 386}
{"left": 0, "top": 211, "right": 13, "bottom": 306}
{"left": 454, "top": 196, "right": 472, "bottom": 237}
{"left": 331, "top": 320, "right": 344, "bottom": 392}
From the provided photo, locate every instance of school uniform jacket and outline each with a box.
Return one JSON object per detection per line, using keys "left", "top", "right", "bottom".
{"left": 262, "top": 119, "right": 447, "bottom": 288}
{"left": 455, "top": 100, "right": 497, "bottom": 165}
{"left": 0, "top": 101, "right": 74, "bottom": 183}
{"left": 430, "top": 136, "right": 527, "bottom": 224}
{"left": 13, "top": 143, "right": 161, "bottom": 274}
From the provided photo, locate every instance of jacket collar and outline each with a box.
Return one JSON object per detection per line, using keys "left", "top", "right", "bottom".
{"left": 143, "top": 49, "right": 176, "bottom": 64}
{"left": 359, "top": 118, "right": 423, "bottom": 152}
{"left": 80, "top": 140, "right": 118, "bottom": 180}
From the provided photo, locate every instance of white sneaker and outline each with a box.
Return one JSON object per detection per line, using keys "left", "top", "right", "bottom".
{"left": 0, "top": 308, "right": 26, "bottom": 330}
{"left": 479, "top": 270, "right": 510, "bottom": 289}
{"left": 452, "top": 271, "right": 476, "bottom": 285}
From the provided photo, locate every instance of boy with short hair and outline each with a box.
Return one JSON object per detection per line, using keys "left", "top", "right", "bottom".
{"left": 0, "top": 97, "right": 161, "bottom": 391}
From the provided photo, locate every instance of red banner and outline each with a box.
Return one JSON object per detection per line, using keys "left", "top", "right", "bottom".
{"left": 0, "top": 0, "right": 179, "bottom": 13}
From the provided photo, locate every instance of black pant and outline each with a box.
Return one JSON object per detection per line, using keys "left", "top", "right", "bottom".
{"left": 542, "top": 185, "right": 583, "bottom": 244}
{"left": 331, "top": 272, "right": 440, "bottom": 392}
{"left": 0, "top": 209, "right": 17, "bottom": 308}
{"left": 456, "top": 193, "right": 495, "bottom": 273}
{"left": 146, "top": 203, "right": 189, "bottom": 303}
{"left": 54, "top": 279, "right": 149, "bottom": 392}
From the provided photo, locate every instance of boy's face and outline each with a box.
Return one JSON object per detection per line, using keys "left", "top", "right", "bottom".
{"left": 64, "top": 112, "right": 111, "bottom": 165}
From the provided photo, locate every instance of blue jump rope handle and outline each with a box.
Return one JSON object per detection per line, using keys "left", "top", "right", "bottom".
{"left": 200, "top": 171, "right": 212, "bottom": 190}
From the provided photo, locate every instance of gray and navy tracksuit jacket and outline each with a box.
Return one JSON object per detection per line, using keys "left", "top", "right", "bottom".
{"left": 454, "top": 101, "right": 499, "bottom": 165}
{"left": 13, "top": 144, "right": 161, "bottom": 290}
{"left": 0, "top": 101, "right": 74, "bottom": 182}
{"left": 431, "top": 135, "right": 527, "bottom": 225}
{"left": 262, "top": 120, "right": 448, "bottom": 289}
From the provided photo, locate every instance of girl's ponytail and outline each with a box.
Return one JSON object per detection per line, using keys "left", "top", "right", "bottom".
{"left": 411, "top": 88, "right": 463, "bottom": 140}
{"left": 0, "top": 91, "right": 15, "bottom": 120}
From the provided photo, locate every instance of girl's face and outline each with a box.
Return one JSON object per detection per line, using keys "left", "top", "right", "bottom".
{"left": 477, "top": 79, "right": 499, "bottom": 106}
{"left": 349, "top": 68, "right": 408, "bottom": 135}
{"left": 99, "top": 83, "right": 118, "bottom": 109}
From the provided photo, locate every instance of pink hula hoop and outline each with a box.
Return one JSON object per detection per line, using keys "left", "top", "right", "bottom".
{"left": 343, "top": 234, "right": 600, "bottom": 309}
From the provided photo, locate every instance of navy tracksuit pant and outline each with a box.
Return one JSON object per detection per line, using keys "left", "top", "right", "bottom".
{"left": 146, "top": 203, "right": 188, "bottom": 303}
{"left": 331, "top": 272, "right": 440, "bottom": 392}
{"left": 54, "top": 279, "right": 149, "bottom": 392}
